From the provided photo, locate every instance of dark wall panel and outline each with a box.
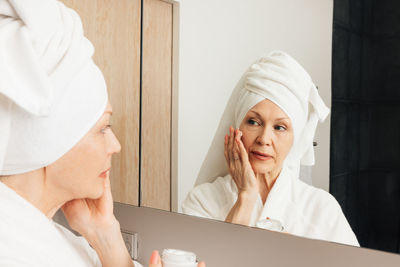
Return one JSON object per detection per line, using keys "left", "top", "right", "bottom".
{"left": 331, "top": 0, "right": 400, "bottom": 254}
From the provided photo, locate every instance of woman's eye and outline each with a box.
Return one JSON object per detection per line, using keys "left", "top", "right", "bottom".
{"left": 247, "top": 119, "right": 260, "bottom": 126}
{"left": 274, "top": 125, "right": 286, "bottom": 131}
{"left": 101, "top": 124, "right": 112, "bottom": 133}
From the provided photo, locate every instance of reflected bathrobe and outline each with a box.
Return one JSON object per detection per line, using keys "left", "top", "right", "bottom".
{"left": 182, "top": 166, "right": 359, "bottom": 247}
{"left": 0, "top": 182, "right": 143, "bottom": 267}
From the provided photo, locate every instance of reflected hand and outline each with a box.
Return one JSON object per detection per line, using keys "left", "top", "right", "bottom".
{"left": 149, "top": 250, "right": 206, "bottom": 267}
{"left": 224, "top": 126, "right": 258, "bottom": 196}
{"left": 224, "top": 127, "right": 259, "bottom": 225}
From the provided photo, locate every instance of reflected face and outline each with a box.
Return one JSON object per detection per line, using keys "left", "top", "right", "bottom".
{"left": 47, "top": 103, "right": 121, "bottom": 200}
{"left": 239, "top": 99, "right": 294, "bottom": 175}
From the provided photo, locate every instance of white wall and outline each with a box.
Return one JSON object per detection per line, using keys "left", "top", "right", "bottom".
{"left": 174, "top": 0, "right": 333, "bottom": 212}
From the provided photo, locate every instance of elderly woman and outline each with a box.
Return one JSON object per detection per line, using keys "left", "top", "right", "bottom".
{"left": 182, "top": 51, "right": 359, "bottom": 246}
{"left": 0, "top": 1, "right": 205, "bottom": 266}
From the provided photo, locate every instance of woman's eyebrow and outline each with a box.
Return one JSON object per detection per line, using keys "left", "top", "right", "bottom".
{"left": 248, "top": 110, "right": 261, "bottom": 117}
{"left": 276, "top": 117, "right": 289, "bottom": 121}
{"left": 249, "top": 111, "right": 289, "bottom": 121}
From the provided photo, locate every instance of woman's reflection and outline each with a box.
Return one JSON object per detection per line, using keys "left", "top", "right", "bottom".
{"left": 182, "top": 51, "right": 359, "bottom": 246}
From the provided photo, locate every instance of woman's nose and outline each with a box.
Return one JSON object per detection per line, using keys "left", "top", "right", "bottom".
{"left": 108, "top": 130, "right": 122, "bottom": 154}
{"left": 256, "top": 127, "right": 272, "bottom": 146}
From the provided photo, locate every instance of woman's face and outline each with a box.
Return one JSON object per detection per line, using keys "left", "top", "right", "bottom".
{"left": 239, "top": 99, "right": 294, "bottom": 175}
{"left": 46, "top": 103, "right": 121, "bottom": 200}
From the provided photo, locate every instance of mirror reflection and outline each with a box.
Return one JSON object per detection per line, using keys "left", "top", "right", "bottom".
{"left": 174, "top": 0, "right": 333, "bottom": 235}
{"left": 180, "top": 50, "right": 357, "bottom": 246}
{"left": 168, "top": 0, "right": 400, "bottom": 255}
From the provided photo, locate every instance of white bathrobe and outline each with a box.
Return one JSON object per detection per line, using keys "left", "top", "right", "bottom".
{"left": 0, "top": 181, "right": 101, "bottom": 266}
{"left": 0, "top": 182, "right": 144, "bottom": 267}
{"left": 182, "top": 165, "right": 359, "bottom": 247}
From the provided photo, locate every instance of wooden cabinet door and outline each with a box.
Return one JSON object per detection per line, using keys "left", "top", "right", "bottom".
{"left": 61, "top": 0, "right": 142, "bottom": 206}
{"left": 141, "top": 0, "right": 173, "bottom": 211}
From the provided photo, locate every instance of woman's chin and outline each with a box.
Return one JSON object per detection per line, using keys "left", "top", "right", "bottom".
{"left": 85, "top": 182, "right": 104, "bottom": 199}
{"left": 250, "top": 162, "right": 275, "bottom": 174}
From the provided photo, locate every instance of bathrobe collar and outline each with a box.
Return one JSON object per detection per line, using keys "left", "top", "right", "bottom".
{"left": 257, "top": 165, "right": 298, "bottom": 225}
{"left": 0, "top": 181, "right": 101, "bottom": 266}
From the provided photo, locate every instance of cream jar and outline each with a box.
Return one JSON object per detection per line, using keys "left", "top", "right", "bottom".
{"left": 161, "top": 249, "right": 197, "bottom": 267}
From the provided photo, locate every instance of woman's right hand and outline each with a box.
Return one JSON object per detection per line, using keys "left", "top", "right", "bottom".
{"left": 224, "top": 127, "right": 259, "bottom": 225}
{"left": 148, "top": 251, "right": 206, "bottom": 267}
{"left": 224, "top": 126, "right": 258, "bottom": 196}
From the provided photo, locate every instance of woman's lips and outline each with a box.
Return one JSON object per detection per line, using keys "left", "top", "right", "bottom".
{"left": 251, "top": 151, "right": 273, "bottom": 161}
{"left": 99, "top": 168, "right": 111, "bottom": 178}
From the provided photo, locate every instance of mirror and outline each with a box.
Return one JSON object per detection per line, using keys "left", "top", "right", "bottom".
{"left": 165, "top": 0, "right": 400, "bottom": 255}
{"left": 173, "top": 0, "right": 333, "bottom": 238}
{"left": 174, "top": 0, "right": 332, "bottom": 210}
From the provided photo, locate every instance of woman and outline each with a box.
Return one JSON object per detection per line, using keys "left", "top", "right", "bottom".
{"left": 0, "top": 0, "right": 205, "bottom": 266}
{"left": 182, "top": 51, "right": 359, "bottom": 246}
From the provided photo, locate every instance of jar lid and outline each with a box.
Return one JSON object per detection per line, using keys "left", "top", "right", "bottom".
{"left": 256, "top": 217, "right": 284, "bottom": 232}
{"left": 162, "top": 249, "right": 197, "bottom": 264}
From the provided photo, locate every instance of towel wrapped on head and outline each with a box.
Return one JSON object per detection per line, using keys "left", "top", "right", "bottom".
{"left": 0, "top": 0, "right": 108, "bottom": 175}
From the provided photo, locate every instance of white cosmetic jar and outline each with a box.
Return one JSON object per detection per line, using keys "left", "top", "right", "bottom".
{"left": 161, "top": 249, "right": 197, "bottom": 267}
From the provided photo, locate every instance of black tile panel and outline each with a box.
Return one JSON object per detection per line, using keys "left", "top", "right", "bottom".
{"left": 362, "top": 0, "right": 375, "bottom": 34}
{"left": 347, "top": 103, "right": 361, "bottom": 172}
{"left": 334, "top": 0, "right": 350, "bottom": 26}
{"left": 331, "top": 0, "right": 400, "bottom": 254}
{"left": 361, "top": 170, "right": 400, "bottom": 252}
{"left": 365, "top": 38, "right": 400, "bottom": 100}
{"left": 332, "top": 27, "right": 349, "bottom": 99}
{"left": 384, "top": 65, "right": 400, "bottom": 98}
{"left": 330, "top": 173, "right": 347, "bottom": 210}
{"left": 349, "top": 0, "right": 363, "bottom": 32}
{"left": 359, "top": 106, "right": 400, "bottom": 169}
{"left": 330, "top": 103, "right": 349, "bottom": 176}
{"left": 348, "top": 34, "right": 362, "bottom": 99}
{"left": 371, "top": 0, "right": 400, "bottom": 37}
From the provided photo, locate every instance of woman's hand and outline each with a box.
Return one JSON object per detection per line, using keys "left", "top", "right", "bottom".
{"left": 149, "top": 251, "right": 206, "bottom": 267}
{"left": 224, "top": 127, "right": 258, "bottom": 196}
{"left": 62, "top": 175, "right": 134, "bottom": 267}
{"left": 61, "top": 175, "right": 115, "bottom": 238}
{"left": 224, "top": 127, "right": 259, "bottom": 225}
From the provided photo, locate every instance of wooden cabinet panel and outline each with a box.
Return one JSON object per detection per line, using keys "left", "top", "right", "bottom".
{"left": 61, "top": 0, "right": 141, "bottom": 206}
{"left": 61, "top": 0, "right": 174, "bottom": 209}
{"left": 141, "top": 0, "right": 173, "bottom": 211}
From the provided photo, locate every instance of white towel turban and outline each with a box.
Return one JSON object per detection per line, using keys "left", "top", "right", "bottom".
{"left": 195, "top": 51, "right": 330, "bottom": 186}
{"left": 0, "top": 0, "right": 108, "bottom": 175}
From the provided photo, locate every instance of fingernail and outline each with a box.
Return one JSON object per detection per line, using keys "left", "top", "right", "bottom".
{"left": 150, "top": 250, "right": 160, "bottom": 264}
